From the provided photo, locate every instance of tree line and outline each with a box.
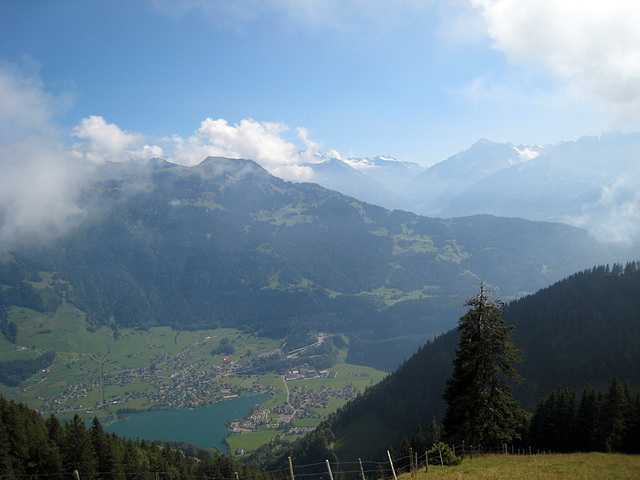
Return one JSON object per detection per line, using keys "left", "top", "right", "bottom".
{"left": 0, "top": 396, "right": 273, "bottom": 480}
{"left": 0, "top": 351, "right": 56, "bottom": 387}
{"left": 527, "top": 377, "right": 640, "bottom": 453}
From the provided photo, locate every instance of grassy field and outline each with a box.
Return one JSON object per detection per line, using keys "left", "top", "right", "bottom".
{"left": 402, "top": 453, "right": 640, "bottom": 480}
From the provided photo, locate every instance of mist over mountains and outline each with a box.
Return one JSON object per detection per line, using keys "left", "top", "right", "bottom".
{"left": 306, "top": 132, "right": 640, "bottom": 243}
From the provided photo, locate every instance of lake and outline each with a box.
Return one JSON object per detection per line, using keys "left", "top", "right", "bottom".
{"left": 105, "top": 394, "right": 267, "bottom": 452}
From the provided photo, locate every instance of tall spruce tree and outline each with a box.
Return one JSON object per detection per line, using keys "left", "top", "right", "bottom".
{"left": 442, "top": 283, "right": 523, "bottom": 446}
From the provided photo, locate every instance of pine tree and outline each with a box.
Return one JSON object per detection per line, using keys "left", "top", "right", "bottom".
{"left": 396, "top": 434, "right": 412, "bottom": 472}
{"left": 61, "top": 415, "right": 97, "bottom": 477}
{"left": 528, "top": 387, "right": 577, "bottom": 452}
{"left": 425, "top": 417, "right": 441, "bottom": 447}
{"left": 574, "top": 385, "right": 600, "bottom": 452}
{"left": 411, "top": 424, "right": 428, "bottom": 456}
{"left": 442, "top": 283, "right": 523, "bottom": 446}
{"left": 599, "top": 377, "right": 629, "bottom": 452}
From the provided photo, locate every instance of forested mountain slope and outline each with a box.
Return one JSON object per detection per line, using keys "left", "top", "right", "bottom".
{"left": 0, "top": 396, "right": 268, "bottom": 479}
{"left": 0, "top": 157, "right": 637, "bottom": 370}
{"left": 259, "top": 261, "right": 640, "bottom": 465}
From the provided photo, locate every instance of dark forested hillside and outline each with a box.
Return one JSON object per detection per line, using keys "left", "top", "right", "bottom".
{"left": 0, "top": 396, "right": 270, "bottom": 479}
{"left": 509, "top": 262, "right": 640, "bottom": 408}
{"left": 258, "top": 261, "right": 640, "bottom": 466}
{"left": 0, "top": 157, "right": 637, "bottom": 370}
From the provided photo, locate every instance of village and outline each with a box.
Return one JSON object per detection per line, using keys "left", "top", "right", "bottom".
{"left": 28, "top": 330, "right": 364, "bottom": 436}
{"left": 228, "top": 366, "right": 359, "bottom": 437}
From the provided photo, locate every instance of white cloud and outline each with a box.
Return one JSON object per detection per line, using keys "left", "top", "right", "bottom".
{"left": 198, "top": 118, "right": 298, "bottom": 165}
{"left": 195, "top": 118, "right": 317, "bottom": 181}
{"left": 568, "top": 175, "right": 640, "bottom": 243}
{"left": 0, "top": 139, "right": 88, "bottom": 253}
{"left": 0, "top": 62, "right": 90, "bottom": 253}
{"left": 163, "top": 134, "right": 227, "bottom": 166}
{"left": 471, "top": 0, "right": 640, "bottom": 120}
{"left": 0, "top": 59, "right": 70, "bottom": 142}
{"left": 71, "top": 115, "right": 162, "bottom": 163}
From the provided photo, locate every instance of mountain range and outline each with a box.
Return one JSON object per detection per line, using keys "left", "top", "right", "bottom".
{"left": 1, "top": 156, "right": 637, "bottom": 371}
{"left": 306, "top": 132, "right": 640, "bottom": 243}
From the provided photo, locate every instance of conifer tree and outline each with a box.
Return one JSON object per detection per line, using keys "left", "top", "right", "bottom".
{"left": 425, "top": 417, "right": 441, "bottom": 447}
{"left": 411, "top": 424, "right": 428, "bottom": 456}
{"left": 574, "top": 385, "right": 601, "bottom": 452}
{"left": 442, "top": 283, "right": 523, "bottom": 446}
{"left": 600, "top": 377, "right": 629, "bottom": 452}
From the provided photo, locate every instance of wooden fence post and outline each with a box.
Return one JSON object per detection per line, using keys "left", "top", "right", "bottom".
{"left": 438, "top": 445, "right": 444, "bottom": 466}
{"left": 288, "top": 456, "right": 295, "bottom": 480}
{"left": 326, "top": 460, "right": 335, "bottom": 480}
{"left": 73, "top": 471, "right": 80, "bottom": 480}
{"left": 387, "top": 450, "right": 398, "bottom": 480}
{"left": 409, "top": 447, "right": 414, "bottom": 478}
{"left": 358, "top": 458, "right": 366, "bottom": 480}
{"left": 425, "top": 451, "right": 429, "bottom": 472}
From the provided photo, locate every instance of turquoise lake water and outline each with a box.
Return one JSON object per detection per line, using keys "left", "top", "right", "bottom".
{"left": 105, "top": 394, "right": 267, "bottom": 452}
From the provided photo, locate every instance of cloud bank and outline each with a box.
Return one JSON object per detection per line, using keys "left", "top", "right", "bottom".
{"left": 471, "top": 0, "right": 640, "bottom": 120}
{"left": 0, "top": 61, "right": 87, "bottom": 253}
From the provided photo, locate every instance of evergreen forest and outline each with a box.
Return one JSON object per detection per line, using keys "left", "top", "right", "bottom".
{"left": 0, "top": 395, "right": 272, "bottom": 480}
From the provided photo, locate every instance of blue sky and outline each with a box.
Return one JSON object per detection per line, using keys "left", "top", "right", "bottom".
{"left": 2, "top": 0, "right": 640, "bottom": 175}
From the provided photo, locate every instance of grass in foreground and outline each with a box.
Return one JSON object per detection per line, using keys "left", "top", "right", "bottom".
{"left": 404, "top": 453, "right": 640, "bottom": 480}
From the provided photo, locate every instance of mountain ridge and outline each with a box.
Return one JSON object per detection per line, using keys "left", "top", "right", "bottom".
{"left": 304, "top": 132, "right": 640, "bottom": 242}
{"left": 1, "top": 156, "right": 638, "bottom": 372}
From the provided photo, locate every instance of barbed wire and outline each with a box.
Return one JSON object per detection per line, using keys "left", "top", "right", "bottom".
{"left": 0, "top": 444, "right": 560, "bottom": 480}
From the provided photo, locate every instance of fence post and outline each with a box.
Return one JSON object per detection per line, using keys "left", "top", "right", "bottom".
{"left": 73, "top": 471, "right": 80, "bottom": 480}
{"left": 410, "top": 447, "right": 415, "bottom": 478}
{"left": 438, "top": 445, "right": 444, "bottom": 466}
{"left": 425, "top": 451, "right": 429, "bottom": 472}
{"left": 387, "top": 450, "right": 398, "bottom": 480}
{"left": 235, "top": 473, "right": 239, "bottom": 480}
{"left": 288, "top": 456, "right": 295, "bottom": 480}
{"left": 358, "top": 458, "right": 366, "bottom": 480}
{"left": 326, "top": 460, "right": 335, "bottom": 480}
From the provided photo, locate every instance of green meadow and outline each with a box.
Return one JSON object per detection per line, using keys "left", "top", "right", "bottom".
{"left": 406, "top": 453, "right": 640, "bottom": 480}
{"left": 0, "top": 302, "right": 386, "bottom": 452}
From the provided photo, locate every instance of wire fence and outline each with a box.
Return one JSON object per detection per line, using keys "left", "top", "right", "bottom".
{"left": 0, "top": 444, "right": 558, "bottom": 480}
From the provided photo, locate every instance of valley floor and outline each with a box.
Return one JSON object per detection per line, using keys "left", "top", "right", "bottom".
{"left": 0, "top": 303, "right": 386, "bottom": 453}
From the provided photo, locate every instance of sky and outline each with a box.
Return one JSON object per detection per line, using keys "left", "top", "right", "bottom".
{"left": 3, "top": 0, "right": 640, "bottom": 169}
{"left": 2, "top": 0, "right": 640, "bottom": 248}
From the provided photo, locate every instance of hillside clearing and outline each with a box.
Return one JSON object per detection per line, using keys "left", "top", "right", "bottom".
{"left": 404, "top": 453, "right": 640, "bottom": 480}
